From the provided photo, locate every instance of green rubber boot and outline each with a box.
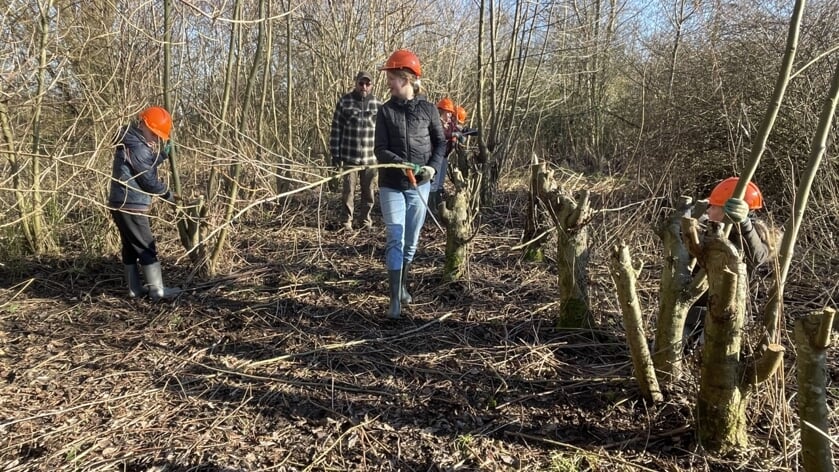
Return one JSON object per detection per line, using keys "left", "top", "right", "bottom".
{"left": 387, "top": 269, "right": 402, "bottom": 319}
{"left": 400, "top": 262, "right": 412, "bottom": 304}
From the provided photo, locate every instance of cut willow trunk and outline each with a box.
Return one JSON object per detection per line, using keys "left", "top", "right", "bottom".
{"left": 535, "top": 167, "right": 591, "bottom": 329}
{"left": 653, "top": 196, "right": 708, "bottom": 382}
{"left": 796, "top": 308, "right": 835, "bottom": 472}
{"left": 682, "top": 218, "right": 784, "bottom": 456}
{"left": 610, "top": 243, "right": 663, "bottom": 403}
{"left": 177, "top": 197, "right": 208, "bottom": 268}
{"left": 521, "top": 157, "right": 550, "bottom": 262}
{"left": 439, "top": 145, "right": 482, "bottom": 282}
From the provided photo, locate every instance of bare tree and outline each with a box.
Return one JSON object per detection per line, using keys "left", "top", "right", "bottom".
{"left": 208, "top": 0, "right": 267, "bottom": 275}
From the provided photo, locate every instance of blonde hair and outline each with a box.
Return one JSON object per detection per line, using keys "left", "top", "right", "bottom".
{"left": 392, "top": 68, "right": 423, "bottom": 96}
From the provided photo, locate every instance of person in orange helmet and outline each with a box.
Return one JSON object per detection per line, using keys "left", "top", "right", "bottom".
{"left": 704, "top": 177, "right": 771, "bottom": 267}
{"left": 107, "top": 106, "right": 180, "bottom": 301}
{"left": 428, "top": 97, "right": 457, "bottom": 213}
{"left": 375, "top": 49, "right": 446, "bottom": 319}
{"left": 455, "top": 105, "right": 467, "bottom": 126}
{"left": 684, "top": 177, "right": 780, "bottom": 346}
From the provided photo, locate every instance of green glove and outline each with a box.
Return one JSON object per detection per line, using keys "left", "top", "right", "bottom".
{"left": 403, "top": 162, "right": 422, "bottom": 175}
{"left": 723, "top": 197, "right": 749, "bottom": 223}
{"left": 163, "top": 141, "right": 173, "bottom": 155}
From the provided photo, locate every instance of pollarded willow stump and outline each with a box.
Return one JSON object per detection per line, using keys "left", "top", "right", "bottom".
{"left": 439, "top": 145, "right": 482, "bottom": 283}
{"left": 522, "top": 157, "right": 550, "bottom": 262}
{"left": 682, "top": 218, "right": 783, "bottom": 456}
{"left": 535, "top": 167, "right": 592, "bottom": 329}
{"left": 653, "top": 196, "right": 708, "bottom": 382}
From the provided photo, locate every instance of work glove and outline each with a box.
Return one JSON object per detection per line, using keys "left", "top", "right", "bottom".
{"left": 451, "top": 131, "right": 464, "bottom": 144}
{"left": 403, "top": 162, "right": 422, "bottom": 176}
{"left": 723, "top": 197, "right": 749, "bottom": 223}
{"left": 419, "top": 165, "right": 436, "bottom": 181}
{"left": 163, "top": 141, "right": 173, "bottom": 156}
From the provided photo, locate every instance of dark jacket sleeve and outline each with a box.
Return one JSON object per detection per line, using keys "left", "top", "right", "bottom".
{"left": 426, "top": 103, "right": 446, "bottom": 172}
{"left": 736, "top": 218, "right": 770, "bottom": 267}
{"left": 128, "top": 141, "right": 169, "bottom": 196}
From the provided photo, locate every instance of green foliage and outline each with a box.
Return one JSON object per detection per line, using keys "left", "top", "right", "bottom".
{"left": 549, "top": 451, "right": 592, "bottom": 472}
{"left": 523, "top": 247, "right": 545, "bottom": 263}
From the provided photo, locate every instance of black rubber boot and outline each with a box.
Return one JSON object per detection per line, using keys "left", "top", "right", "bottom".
{"left": 387, "top": 269, "right": 402, "bottom": 319}
{"left": 125, "top": 264, "right": 148, "bottom": 298}
{"left": 400, "top": 261, "right": 412, "bottom": 304}
{"left": 142, "top": 262, "right": 181, "bottom": 301}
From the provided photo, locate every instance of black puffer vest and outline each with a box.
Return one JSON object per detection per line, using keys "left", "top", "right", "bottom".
{"left": 374, "top": 97, "right": 446, "bottom": 191}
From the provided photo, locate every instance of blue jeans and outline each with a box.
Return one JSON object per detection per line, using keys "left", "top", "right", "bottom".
{"left": 379, "top": 183, "right": 431, "bottom": 270}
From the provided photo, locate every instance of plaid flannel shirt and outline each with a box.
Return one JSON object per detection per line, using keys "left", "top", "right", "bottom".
{"left": 329, "top": 91, "right": 381, "bottom": 166}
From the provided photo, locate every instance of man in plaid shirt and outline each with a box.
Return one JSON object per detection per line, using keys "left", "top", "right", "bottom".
{"left": 330, "top": 71, "right": 382, "bottom": 230}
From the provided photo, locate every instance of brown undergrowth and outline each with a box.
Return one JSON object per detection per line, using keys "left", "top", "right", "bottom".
{"left": 0, "top": 180, "right": 836, "bottom": 471}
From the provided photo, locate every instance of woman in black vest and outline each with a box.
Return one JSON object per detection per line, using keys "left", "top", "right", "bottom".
{"left": 374, "top": 49, "right": 446, "bottom": 319}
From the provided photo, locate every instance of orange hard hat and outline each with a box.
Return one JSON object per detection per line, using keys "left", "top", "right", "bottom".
{"left": 455, "top": 106, "right": 467, "bottom": 124}
{"left": 436, "top": 97, "right": 455, "bottom": 114}
{"left": 709, "top": 177, "right": 763, "bottom": 209}
{"left": 379, "top": 49, "right": 422, "bottom": 77}
{"left": 139, "top": 106, "right": 172, "bottom": 141}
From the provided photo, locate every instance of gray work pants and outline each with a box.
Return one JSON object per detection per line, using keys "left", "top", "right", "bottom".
{"left": 341, "top": 166, "right": 377, "bottom": 227}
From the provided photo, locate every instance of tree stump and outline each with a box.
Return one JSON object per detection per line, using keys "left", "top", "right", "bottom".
{"left": 653, "top": 196, "right": 707, "bottom": 382}
{"left": 535, "top": 167, "right": 592, "bottom": 329}
{"left": 796, "top": 308, "right": 835, "bottom": 472}
{"left": 522, "top": 157, "right": 550, "bottom": 262}
{"left": 439, "top": 146, "right": 482, "bottom": 283}
{"left": 683, "top": 218, "right": 749, "bottom": 454}
{"left": 610, "top": 243, "right": 663, "bottom": 403}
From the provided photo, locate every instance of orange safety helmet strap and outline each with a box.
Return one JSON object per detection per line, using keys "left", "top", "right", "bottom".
{"left": 709, "top": 177, "right": 763, "bottom": 209}
{"left": 379, "top": 49, "right": 422, "bottom": 78}
{"left": 139, "top": 106, "right": 172, "bottom": 141}
{"left": 436, "top": 98, "right": 455, "bottom": 113}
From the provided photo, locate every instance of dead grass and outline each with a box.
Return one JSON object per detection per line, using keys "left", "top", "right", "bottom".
{"left": 0, "top": 171, "right": 836, "bottom": 471}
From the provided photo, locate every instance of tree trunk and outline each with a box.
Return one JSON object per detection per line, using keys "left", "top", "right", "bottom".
{"left": 609, "top": 243, "right": 663, "bottom": 403}
{"left": 522, "top": 158, "right": 549, "bottom": 262}
{"left": 29, "top": 0, "right": 57, "bottom": 254}
{"left": 208, "top": 0, "right": 265, "bottom": 275}
{"left": 206, "top": 0, "right": 241, "bottom": 202}
{"left": 277, "top": 0, "right": 292, "bottom": 195}
{"left": 439, "top": 186, "right": 470, "bottom": 283}
{"left": 764, "top": 58, "right": 839, "bottom": 346}
{"left": 795, "top": 308, "right": 835, "bottom": 472}
{"left": 0, "top": 102, "right": 36, "bottom": 250}
{"left": 556, "top": 220, "right": 590, "bottom": 328}
{"left": 535, "top": 167, "right": 592, "bottom": 329}
{"left": 689, "top": 219, "right": 749, "bottom": 455}
{"left": 439, "top": 145, "right": 482, "bottom": 283}
{"left": 653, "top": 196, "right": 707, "bottom": 382}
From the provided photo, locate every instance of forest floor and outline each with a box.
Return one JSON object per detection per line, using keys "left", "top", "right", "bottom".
{"left": 1, "top": 177, "right": 837, "bottom": 471}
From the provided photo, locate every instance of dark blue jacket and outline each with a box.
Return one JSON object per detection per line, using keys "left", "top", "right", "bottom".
{"left": 107, "top": 125, "right": 170, "bottom": 212}
{"left": 375, "top": 97, "right": 446, "bottom": 191}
